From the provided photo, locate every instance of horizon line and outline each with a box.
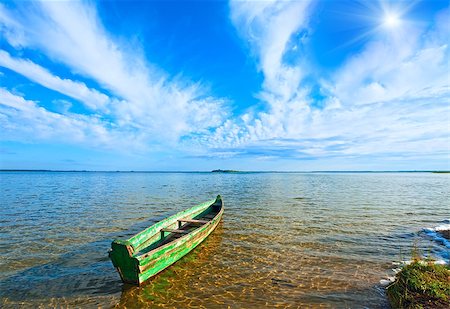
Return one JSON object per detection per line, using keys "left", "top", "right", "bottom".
{"left": 1, "top": 169, "right": 449, "bottom": 173}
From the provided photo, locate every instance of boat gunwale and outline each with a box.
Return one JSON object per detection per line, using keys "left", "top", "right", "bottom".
{"left": 125, "top": 197, "right": 219, "bottom": 251}
{"left": 136, "top": 207, "right": 224, "bottom": 278}
{"left": 135, "top": 197, "right": 224, "bottom": 262}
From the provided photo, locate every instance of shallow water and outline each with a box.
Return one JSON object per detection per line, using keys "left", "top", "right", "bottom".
{"left": 1, "top": 172, "right": 449, "bottom": 308}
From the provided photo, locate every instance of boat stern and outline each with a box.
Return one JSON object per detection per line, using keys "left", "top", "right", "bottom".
{"left": 109, "top": 239, "right": 140, "bottom": 285}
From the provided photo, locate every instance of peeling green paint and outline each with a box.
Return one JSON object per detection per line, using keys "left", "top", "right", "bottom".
{"left": 109, "top": 195, "right": 223, "bottom": 285}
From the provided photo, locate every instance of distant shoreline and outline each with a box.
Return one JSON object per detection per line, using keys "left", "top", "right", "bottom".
{"left": 1, "top": 169, "right": 449, "bottom": 173}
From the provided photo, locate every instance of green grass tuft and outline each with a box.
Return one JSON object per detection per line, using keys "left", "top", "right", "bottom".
{"left": 387, "top": 260, "right": 450, "bottom": 308}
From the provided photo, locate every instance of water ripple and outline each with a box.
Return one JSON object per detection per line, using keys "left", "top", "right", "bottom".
{"left": 0, "top": 172, "right": 448, "bottom": 307}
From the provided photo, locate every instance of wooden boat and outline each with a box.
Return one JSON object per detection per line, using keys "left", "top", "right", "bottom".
{"left": 109, "top": 195, "right": 224, "bottom": 285}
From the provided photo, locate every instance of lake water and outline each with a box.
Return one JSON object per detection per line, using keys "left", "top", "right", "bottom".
{"left": 1, "top": 172, "right": 449, "bottom": 308}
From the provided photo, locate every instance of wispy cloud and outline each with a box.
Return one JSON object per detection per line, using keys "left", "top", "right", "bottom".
{"left": 230, "top": 0, "right": 313, "bottom": 97}
{"left": 0, "top": 1, "right": 226, "bottom": 148}
{"left": 0, "top": 88, "right": 143, "bottom": 150}
{"left": 329, "top": 9, "right": 450, "bottom": 106}
{"left": 0, "top": 50, "right": 112, "bottom": 110}
{"left": 187, "top": 0, "right": 449, "bottom": 164}
{"left": 186, "top": 0, "right": 315, "bottom": 148}
{"left": 0, "top": 0, "right": 448, "bottom": 167}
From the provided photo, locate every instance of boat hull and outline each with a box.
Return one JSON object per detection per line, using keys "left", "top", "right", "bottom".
{"left": 109, "top": 195, "right": 223, "bottom": 285}
{"left": 137, "top": 211, "right": 222, "bottom": 283}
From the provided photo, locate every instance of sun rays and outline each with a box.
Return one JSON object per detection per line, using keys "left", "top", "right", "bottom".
{"left": 328, "top": 0, "right": 418, "bottom": 52}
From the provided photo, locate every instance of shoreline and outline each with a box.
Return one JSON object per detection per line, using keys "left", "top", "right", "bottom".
{"left": 386, "top": 259, "right": 449, "bottom": 308}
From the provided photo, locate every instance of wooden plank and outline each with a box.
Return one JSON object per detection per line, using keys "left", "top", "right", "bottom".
{"left": 110, "top": 195, "right": 224, "bottom": 285}
{"left": 161, "top": 228, "right": 189, "bottom": 234}
{"left": 178, "top": 219, "right": 209, "bottom": 224}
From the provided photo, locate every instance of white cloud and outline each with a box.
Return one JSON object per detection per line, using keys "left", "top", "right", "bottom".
{"left": 0, "top": 3, "right": 26, "bottom": 48}
{"left": 0, "top": 50, "right": 112, "bottom": 110}
{"left": 330, "top": 25, "right": 450, "bottom": 106}
{"left": 0, "top": 88, "right": 144, "bottom": 151}
{"left": 191, "top": 0, "right": 315, "bottom": 149}
{"left": 230, "top": 0, "right": 312, "bottom": 100}
{"left": 0, "top": 0, "right": 448, "bottom": 166}
{"left": 0, "top": 1, "right": 226, "bottom": 147}
{"left": 186, "top": 1, "right": 450, "bottom": 164}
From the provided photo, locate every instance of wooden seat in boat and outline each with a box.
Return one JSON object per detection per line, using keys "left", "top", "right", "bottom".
{"left": 178, "top": 219, "right": 209, "bottom": 224}
{"left": 161, "top": 228, "right": 189, "bottom": 234}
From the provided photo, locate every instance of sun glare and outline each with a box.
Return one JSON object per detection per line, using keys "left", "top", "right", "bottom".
{"left": 383, "top": 12, "right": 401, "bottom": 28}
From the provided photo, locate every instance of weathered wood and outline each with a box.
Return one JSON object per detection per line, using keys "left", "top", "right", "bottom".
{"left": 161, "top": 228, "right": 189, "bottom": 234}
{"left": 109, "top": 195, "right": 224, "bottom": 285}
{"left": 178, "top": 219, "right": 209, "bottom": 224}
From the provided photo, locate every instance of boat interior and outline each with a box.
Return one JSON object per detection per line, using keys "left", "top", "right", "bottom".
{"left": 134, "top": 202, "right": 221, "bottom": 257}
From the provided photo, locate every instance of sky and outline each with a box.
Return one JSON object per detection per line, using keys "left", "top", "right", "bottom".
{"left": 0, "top": 0, "right": 449, "bottom": 171}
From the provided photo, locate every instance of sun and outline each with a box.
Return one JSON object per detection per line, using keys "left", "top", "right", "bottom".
{"left": 383, "top": 12, "right": 401, "bottom": 28}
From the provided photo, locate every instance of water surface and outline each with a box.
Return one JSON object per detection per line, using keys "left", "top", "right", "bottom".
{"left": 1, "top": 172, "right": 449, "bottom": 307}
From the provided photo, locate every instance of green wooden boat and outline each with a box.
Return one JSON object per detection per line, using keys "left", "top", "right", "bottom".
{"left": 109, "top": 195, "right": 224, "bottom": 285}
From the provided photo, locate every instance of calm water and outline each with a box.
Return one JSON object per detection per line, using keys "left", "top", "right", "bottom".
{"left": 1, "top": 172, "right": 449, "bottom": 308}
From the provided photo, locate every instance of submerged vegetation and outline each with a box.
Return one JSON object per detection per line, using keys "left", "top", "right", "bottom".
{"left": 387, "top": 260, "right": 450, "bottom": 308}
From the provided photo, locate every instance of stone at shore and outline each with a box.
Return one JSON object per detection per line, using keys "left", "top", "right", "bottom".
{"left": 437, "top": 229, "right": 450, "bottom": 240}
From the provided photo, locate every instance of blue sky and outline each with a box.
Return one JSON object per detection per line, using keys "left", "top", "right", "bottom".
{"left": 0, "top": 0, "right": 449, "bottom": 171}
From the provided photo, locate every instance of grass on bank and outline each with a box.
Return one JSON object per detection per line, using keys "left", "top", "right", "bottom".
{"left": 386, "top": 259, "right": 450, "bottom": 308}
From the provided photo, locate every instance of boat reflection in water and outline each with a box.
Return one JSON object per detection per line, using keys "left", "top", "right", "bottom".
{"left": 118, "top": 223, "right": 225, "bottom": 307}
{"left": 109, "top": 195, "right": 224, "bottom": 285}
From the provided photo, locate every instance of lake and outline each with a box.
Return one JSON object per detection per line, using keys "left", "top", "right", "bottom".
{"left": 0, "top": 172, "right": 448, "bottom": 307}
